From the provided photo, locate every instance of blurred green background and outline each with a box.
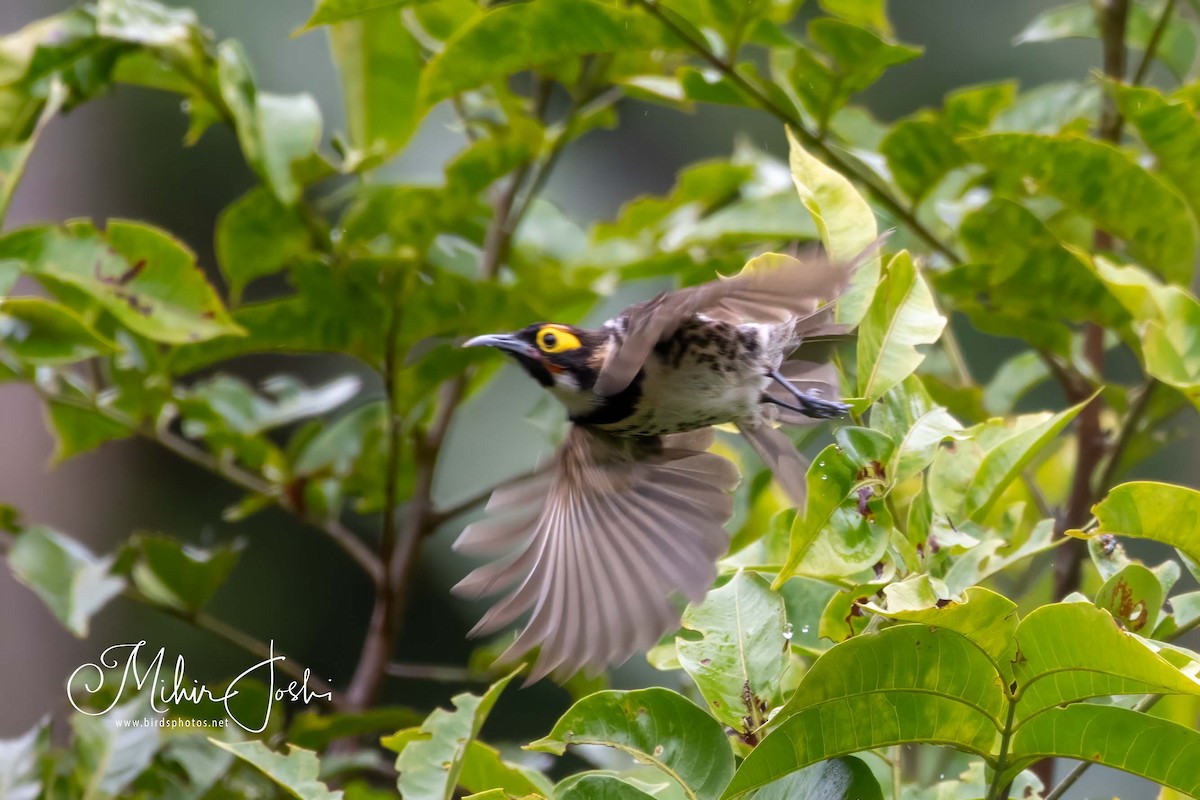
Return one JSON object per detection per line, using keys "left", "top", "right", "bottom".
{"left": 0, "top": 1, "right": 1195, "bottom": 794}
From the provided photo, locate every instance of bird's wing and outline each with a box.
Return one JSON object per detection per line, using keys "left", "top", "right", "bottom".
{"left": 593, "top": 245, "right": 866, "bottom": 397}
{"left": 735, "top": 422, "right": 809, "bottom": 507}
{"left": 452, "top": 425, "right": 737, "bottom": 682}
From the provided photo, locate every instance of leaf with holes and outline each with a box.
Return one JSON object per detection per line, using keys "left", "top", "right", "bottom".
{"left": 1080, "top": 482, "right": 1200, "bottom": 568}
{"left": 0, "top": 222, "right": 242, "bottom": 344}
{"left": 675, "top": 571, "right": 789, "bottom": 730}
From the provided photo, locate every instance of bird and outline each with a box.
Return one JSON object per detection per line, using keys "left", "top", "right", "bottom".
{"left": 453, "top": 243, "right": 875, "bottom": 682}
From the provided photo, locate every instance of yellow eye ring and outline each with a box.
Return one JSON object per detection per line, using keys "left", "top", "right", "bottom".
{"left": 536, "top": 326, "right": 581, "bottom": 354}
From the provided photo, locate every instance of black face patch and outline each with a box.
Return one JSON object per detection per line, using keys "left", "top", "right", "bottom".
{"left": 500, "top": 323, "right": 607, "bottom": 390}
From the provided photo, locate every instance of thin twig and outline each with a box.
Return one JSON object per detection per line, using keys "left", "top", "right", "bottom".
{"left": 34, "top": 388, "right": 383, "bottom": 583}
{"left": 1132, "top": 0, "right": 1178, "bottom": 85}
{"left": 1041, "top": 0, "right": 1130, "bottom": 786}
{"left": 129, "top": 589, "right": 338, "bottom": 702}
{"left": 385, "top": 662, "right": 490, "bottom": 683}
{"left": 630, "top": 0, "right": 963, "bottom": 265}
{"left": 1095, "top": 379, "right": 1158, "bottom": 494}
{"left": 346, "top": 76, "right": 574, "bottom": 708}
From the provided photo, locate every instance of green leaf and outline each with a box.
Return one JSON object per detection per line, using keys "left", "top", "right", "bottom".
{"left": 390, "top": 670, "right": 518, "bottom": 800}
{"left": 1012, "top": 603, "right": 1200, "bottom": 722}
{"left": 817, "top": 0, "right": 890, "bottom": 35}
{"left": 961, "top": 393, "right": 1091, "bottom": 520}
{"left": 939, "top": 517, "right": 1058, "bottom": 596}
{"left": 0, "top": 221, "right": 242, "bottom": 344}
{"left": 1114, "top": 84, "right": 1200, "bottom": 220}
{"left": 865, "top": 586, "right": 1018, "bottom": 671}
{"left": 880, "top": 117, "right": 965, "bottom": 202}
{"left": 210, "top": 740, "right": 342, "bottom": 800}
{"left": 990, "top": 81, "right": 1100, "bottom": 134}
{"left": 216, "top": 188, "right": 315, "bottom": 302}
{"left": 1096, "top": 562, "right": 1164, "bottom": 633}
{"left": 420, "top": 0, "right": 675, "bottom": 108}
{"left": 329, "top": 9, "right": 423, "bottom": 157}
{"left": 217, "top": 41, "right": 322, "bottom": 206}
{"left": 1015, "top": 3, "right": 1197, "bottom": 80}
{"left": 774, "top": 430, "right": 893, "bottom": 585}
{"left": 71, "top": 696, "right": 160, "bottom": 797}
{"left": 745, "top": 757, "right": 883, "bottom": 800}
{"left": 984, "top": 351, "right": 1052, "bottom": 415}
{"left": 290, "top": 707, "right": 423, "bottom": 751}
{"left": 0, "top": 297, "right": 117, "bottom": 364}
{"left": 304, "top": 0, "right": 420, "bottom": 28}
{"left": 0, "top": 79, "right": 64, "bottom": 226}
{"left": 0, "top": 718, "right": 46, "bottom": 800}
{"left": 1008, "top": 704, "right": 1200, "bottom": 793}
{"left": 962, "top": 133, "right": 1197, "bottom": 282}
{"left": 170, "top": 258, "right": 391, "bottom": 372}
{"left": 786, "top": 127, "right": 878, "bottom": 325}
{"left": 7, "top": 526, "right": 124, "bottom": 636}
{"left": 787, "top": 19, "right": 920, "bottom": 124}
{"left": 890, "top": 405, "right": 963, "bottom": 485}
{"left": 1141, "top": 288, "right": 1200, "bottom": 408}
{"left": 126, "top": 534, "right": 242, "bottom": 614}
{"left": 723, "top": 626, "right": 1003, "bottom": 799}
{"left": 856, "top": 250, "right": 947, "bottom": 405}
{"left": 928, "top": 398, "right": 1091, "bottom": 521}
{"left": 529, "top": 688, "right": 735, "bottom": 800}
{"left": 676, "top": 571, "right": 789, "bottom": 729}
{"left": 455, "top": 740, "right": 553, "bottom": 799}
{"left": 1083, "top": 481, "right": 1200, "bottom": 567}
{"left": 557, "top": 774, "right": 656, "bottom": 800}
{"left": 45, "top": 401, "right": 131, "bottom": 462}
{"left": 946, "top": 198, "right": 1127, "bottom": 328}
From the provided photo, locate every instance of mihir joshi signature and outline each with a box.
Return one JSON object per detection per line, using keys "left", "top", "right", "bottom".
{"left": 66, "top": 640, "right": 331, "bottom": 733}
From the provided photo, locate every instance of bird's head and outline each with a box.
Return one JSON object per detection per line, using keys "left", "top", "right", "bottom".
{"left": 464, "top": 323, "right": 609, "bottom": 414}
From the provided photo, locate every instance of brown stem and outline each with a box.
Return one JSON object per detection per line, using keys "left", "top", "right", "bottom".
{"left": 340, "top": 78, "right": 562, "bottom": 711}
{"left": 34, "top": 389, "right": 384, "bottom": 582}
{"left": 341, "top": 306, "right": 405, "bottom": 711}
{"left": 1039, "top": 0, "right": 1130, "bottom": 785}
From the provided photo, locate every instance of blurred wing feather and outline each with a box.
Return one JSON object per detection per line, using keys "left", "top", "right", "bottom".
{"left": 452, "top": 426, "right": 737, "bottom": 682}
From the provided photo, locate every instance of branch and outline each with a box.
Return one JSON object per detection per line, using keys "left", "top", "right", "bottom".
{"left": 128, "top": 588, "right": 337, "bottom": 702}
{"left": 1, "top": 522, "right": 336, "bottom": 702}
{"left": 1041, "top": 0, "right": 1130, "bottom": 785}
{"left": 34, "top": 387, "right": 384, "bottom": 583}
{"left": 1095, "top": 379, "right": 1158, "bottom": 494}
{"left": 1131, "top": 0, "right": 1178, "bottom": 86}
{"left": 630, "top": 0, "right": 964, "bottom": 265}
{"left": 385, "top": 661, "right": 490, "bottom": 683}
{"left": 341, "top": 76, "right": 572, "bottom": 711}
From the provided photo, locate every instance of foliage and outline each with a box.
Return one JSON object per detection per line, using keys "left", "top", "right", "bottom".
{"left": 1, "top": 0, "right": 1199, "bottom": 797}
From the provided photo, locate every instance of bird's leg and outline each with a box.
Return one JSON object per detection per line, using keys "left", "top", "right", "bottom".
{"left": 764, "top": 370, "right": 850, "bottom": 419}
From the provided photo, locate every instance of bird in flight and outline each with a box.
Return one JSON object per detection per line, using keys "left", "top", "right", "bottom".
{"left": 454, "top": 244, "right": 874, "bottom": 682}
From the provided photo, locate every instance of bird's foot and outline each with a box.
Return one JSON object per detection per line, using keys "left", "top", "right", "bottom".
{"left": 764, "top": 368, "right": 850, "bottom": 419}
{"left": 762, "top": 393, "right": 850, "bottom": 419}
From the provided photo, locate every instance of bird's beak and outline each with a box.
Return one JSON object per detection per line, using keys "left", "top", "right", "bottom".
{"left": 462, "top": 333, "right": 540, "bottom": 359}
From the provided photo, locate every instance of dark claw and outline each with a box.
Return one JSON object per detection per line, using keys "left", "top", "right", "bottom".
{"left": 761, "top": 394, "right": 850, "bottom": 419}
{"left": 799, "top": 394, "right": 851, "bottom": 419}
{"left": 764, "top": 369, "right": 849, "bottom": 419}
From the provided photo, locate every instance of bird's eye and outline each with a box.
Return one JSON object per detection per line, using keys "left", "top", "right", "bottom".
{"left": 537, "top": 326, "right": 581, "bottom": 353}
